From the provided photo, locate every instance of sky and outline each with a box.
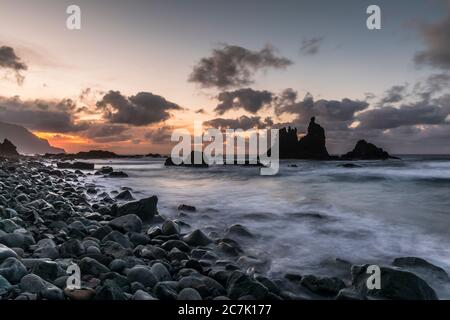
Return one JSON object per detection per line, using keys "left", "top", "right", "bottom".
{"left": 0, "top": 0, "right": 449, "bottom": 154}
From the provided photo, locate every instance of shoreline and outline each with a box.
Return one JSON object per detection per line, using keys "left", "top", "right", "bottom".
{"left": 0, "top": 157, "right": 448, "bottom": 300}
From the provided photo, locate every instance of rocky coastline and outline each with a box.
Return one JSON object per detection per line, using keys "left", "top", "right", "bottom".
{"left": 0, "top": 157, "right": 448, "bottom": 300}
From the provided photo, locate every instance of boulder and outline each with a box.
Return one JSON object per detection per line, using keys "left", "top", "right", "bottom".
{"left": 341, "top": 140, "right": 397, "bottom": 160}
{"left": 127, "top": 266, "right": 157, "bottom": 288}
{"left": 0, "top": 139, "right": 19, "bottom": 157}
{"left": 0, "top": 257, "right": 28, "bottom": 283}
{"left": 350, "top": 264, "right": 438, "bottom": 300}
{"left": 226, "top": 271, "right": 269, "bottom": 300}
{"left": 300, "top": 275, "right": 346, "bottom": 296}
{"left": 111, "top": 196, "right": 158, "bottom": 222}
{"left": 109, "top": 214, "right": 142, "bottom": 233}
{"left": 79, "top": 257, "right": 110, "bottom": 276}
{"left": 115, "top": 190, "right": 135, "bottom": 201}
{"left": 177, "top": 288, "right": 202, "bottom": 300}
{"left": 182, "top": 230, "right": 212, "bottom": 246}
{"left": 392, "top": 257, "right": 449, "bottom": 281}
{"left": 133, "top": 289, "right": 157, "bottom": 300}
{"left": 0, "top": 244, "right": 18, "bottom": 263}
{"left": 161, "top": 219, "right": 180, "bottom": 236}
{"left": 20, "top": 274, "right": 65, "bottom": 300}
{"left": 57, "top": 162, "right": 95, "bottom": 170}
{"left": 94, "top": 279, "right": 127, "bottom": 300}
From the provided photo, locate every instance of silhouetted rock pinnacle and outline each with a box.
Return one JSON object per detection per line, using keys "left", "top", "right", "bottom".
{"left": 0, "top": 139, "right": 19, "bottom": 157}
{"left": 279, "top": 117, "right": 330, "bottom": 159}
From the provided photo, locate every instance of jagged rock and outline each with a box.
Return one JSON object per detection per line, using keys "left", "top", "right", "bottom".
{"left": 182, "top": 230, "right": 212, "bottom": 246}
{"left": 0, "top": 139, "right": 19, "bottom": 157}
{"left": 178, "top": 204, "right": 196, "bottom": 212}
{"left": 95, "top": 166, "right": 114, "bottom": 175}
{"left": 226, "top": 271, "right": 269, "bottom": 299}
{"left": 392, "top": 257, "right": 449, "bottom": 281}
{"left": 115, "top": 190, "right": 135, "bottom": 201}
{"left": 278, "top": 117, "right": 330, "bottom": 159}
{"left": 342, "top": 140, "right": 397, "bottom": 160}
{"left": 350, "top": 264, "right": 438, "bottom": 300}
{"left": 57, "top": 162, "right": 95, "bottom": 170}
{"left": 165, "top": 151, "right": 209, "bottom": 168}
{"left": 111, "top": 196, "right": 158, "bottom": 222}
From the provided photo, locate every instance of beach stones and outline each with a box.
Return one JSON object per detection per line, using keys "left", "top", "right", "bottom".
{"left": 161, "top": 219, "right": 180, "bottom": 236}
{"left": 0, "top": 257, "right": 27, "bottom": 283}
{"left": 109, "top": 214, "right": 142, "bottom": 233}
{"left": 183, "top": 230, "right": 212, "bottom": 246}
{"left": 20, "top": 274, "right": 65, "bottom": 300}
{"left": 177, "top": 287, "right": 202, "bottom": 300}
{"left": 126, "top": 266, "right": 157, "bottom": 288}
{"left": 300, "top": 275, "right": 346, "bottom": 296}
{"left": 111, "top": 196, "right": 158, "bottom": 222}
{"left": 0, "top": 244, "right": 18, "bottom": 263}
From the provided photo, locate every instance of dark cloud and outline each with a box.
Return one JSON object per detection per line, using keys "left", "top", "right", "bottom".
{"left": 195, "top": 108, "right": 206, "bottom": 114}
{"left": 380, "top": 84, "right": 408, "bottom": 104}
{"left": 188, "top": 44, "right": 292, "bottom": 89}
{"left": 96, "top": 90, "right": 182, "bottom": 126}
{"left": 415, "top": 73, "right": 450, "bottom": 101}
{"left": 0, "top": 95, "right": 86, "bottom": 132}
{"left": 82, "top": 124, "right": 131, "bottom": 143}
{"left": 215, "top": 88, "right": 273, "bottom": 115}
{"left": 204, "top": 115, "right": 273, "bottom": 130}
{"left": 276, "top": 91, "right": 369, "bottom": 124}
{"left": 415, "top": 14, "right": 450, "bottom": 69}
{"left": 300, "top": 37, "right": 324, "bottom": 55}
{"left": 145, "top": 126, "right": 174, "bottom": 144}
{"left": 0, "top": 46, "right": 28, "bottom": 84}
{"left": 357, "top": 101, "right": 449, "bottom": 130}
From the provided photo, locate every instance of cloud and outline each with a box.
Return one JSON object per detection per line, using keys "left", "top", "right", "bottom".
{"left": 380, "top": 84, "right": 408, "bottom": 104}
{"left": 195, "top": 108, "right": 207, "bottom": 114}
{"left": 300, "top": 37, "right": 324, "bottom": 55}
{"left": 357, "top": 101, "right": 449, "bottom": 129}
{"left": 0, "top": 46, "right": 28, "bottom": 84}
{"left": 82, "top": 124, "right": 132, "bottom": 143}
{"left": 0, "top": 95, "right": 87, "bottom": 132}
{"left": 204, "top": 115, "right": 273, "bottom": 130}
{"left": 188, "top": 44, "right": 292, "bottom": 89}
{"left": 415, "top": 13, "right": 450, "bottom": 69}
{"left": 96, "top": 90, "right": 182, "bottom": 126}
{"left": 215, "top": 88, "right": 273, "bottom": 115}
{"left": 276, "top": 91, "right": 369, "bottom": 124}
{"left": 145, "top": 126, "right": 174, "bottom": 144}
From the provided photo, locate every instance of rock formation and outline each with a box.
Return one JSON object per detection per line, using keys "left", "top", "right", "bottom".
{"left": 278, "top": 117, "right": 330, "bottom": 159}
{"left": 341, "top": 140, "right": 397, "bottom": 160}
{"left": 0, "top": 139, "right": 19, "bottom": 157}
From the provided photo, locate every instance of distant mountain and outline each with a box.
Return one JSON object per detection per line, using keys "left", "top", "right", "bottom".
{"left": 0, "top": 121, "right": 65, "bottom": 155}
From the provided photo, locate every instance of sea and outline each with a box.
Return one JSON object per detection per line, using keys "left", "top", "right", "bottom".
{"left": 82, "top": 155, "right": 450, "bottom": 298}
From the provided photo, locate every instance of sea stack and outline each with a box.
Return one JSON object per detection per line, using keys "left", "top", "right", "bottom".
{"left": 341, "top": 139, "right": 397, "bottom": 160}
{"left": 0, "top": 139, "right": 19, "bottom": 158}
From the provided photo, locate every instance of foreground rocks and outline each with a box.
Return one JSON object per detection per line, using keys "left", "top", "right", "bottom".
{"left": 0, "top": 157, "right": 445, "bottom": 300}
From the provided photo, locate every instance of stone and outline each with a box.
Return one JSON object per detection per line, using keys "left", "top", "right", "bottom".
{"left": 59, "top": 239, "right": 85, "bottom": 258}
{"left": 177, "top": 288, "right": 202, "bottom": 300}
{"left": 111, "top": 196, "right": 158, "bottom": 222}
{"left": 300, "top": 275, "right": 346, "bottom": 296}
{"left": 79, "top": 257, "right": 110, "bottom": 276}
{"left": 0, "top": 244, "right": 18, "bottom": 263}
{"left": 102, "top": 231, "right": 132, "bottom": 248}
{"left": 0, "top": 257, "right": 28, "bottom": 283}
{"left": 133, "top": 289, "right": 157, "bottom": 300}
{"left": 226, "top": 271, "right": 269, "bottom": 300}
{"left": 182, "top": 229, "right": 212, "bottom": 246}
{"left": 151, "top": 262, "right": 171, "bottom": 282}
{"left": 178, "top": 204, "right": 196, "bottom": 212}
{"left": 127, "top": 266, "right": 157, "bottom": 288}
{"left": 57, "top": 162, "right": 95, "bottom": 170}
{"left": 30, "top": 260, "right": 61, "bottom": 282}
{"left": 0, "top": 232, "right": 35, "bottom": 249}
{"left": 161, "top": 219, "right": 180, "bottom": 236}
{"left": 392, "top": 257, "right": 449, "bottom": 281}
{"left": 0, "top": 139, "right": 19, "bottom": 157}
{"left": 153, "top": 281, "right": 178, "bottom": 300}
{"left": 115, "top": 190, "right": 135, "bottom": 201}
{"left": 350, "top": 264, "right": 438, "bottom": 300}
{"left": 20, "top": 274, "right": 65, "bottom": 300}
{"left": 109, "top": 259, "right": 127, "bottom": 273}
{"left": 0, "top": 274, "right": 12, "bottom": 295}
{"left": 94, "top": 279, "right": 127, "bottom": 300}
{"left": 108, "top": 171, "right": 128, "bottom": 178}
{"left": 109, "top": 214, "right": 142, "bottom": 233}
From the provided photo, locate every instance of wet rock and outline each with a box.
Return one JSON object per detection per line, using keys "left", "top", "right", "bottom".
{"left": 0, "top": 257, "right": 28, "bottom": 283}
{"left": 153, "top": 281, "right": 178, "bottom": 300}
{"left": 79, "top": 257, "right": 110, "bottom": 276}
{"left": 33, "top": 239, "right": 59, "bottom": 260}
{"left": 107, "top": 171, "right": 128, "bottom": 178}
{"left": 178, "top": 275, "right": 226, "bottom": 298}
{"left": 115, "top": 190, "right": 135, "bottom": 201}
{"left": 94, "top": 279, "right": 127, "bottom": 300}
{"left": 57, "top": 162, "right": 95, "bottom": 170}
{"left": 350, "top": 264, "right": 438, "bottom": 300}
{"left": 127, "top": 266, "right": 157, "bottom": 288}
{"left": 162, "top": 219, "right": 181, "bottom": 236}
{"left": 109, "top": 259, "right": 127, "bottom": 273}
{"left": 59, "top": 239, "right": 85, "bottom": 258}
{"left": 161, "top": 240, "right": 190, "bottom": 252}
{"left": 177, "top": 288, "right": 202, "bottom": 300}
{"left": 20, "top": 274, "right": 65, "bottom": 300}
{"left": 102, "top": 231, "right": 132, "bottom": 249}
{"left": 183, "top": 230, "right": 212, "bottom": 246}
{"left": 151, "top": 263, "right": 171, "bottom": 282}
{"left": 133, "top": 289, "right": 157, "bottom": 300}
{"left": 178, "top": 204, "right": 196, "bottom": 212}
{"left": 300, "top": 275, "right": 346, "bottom": 296}
{"left": 227, "top": 271, "right": 269, "bottom": 300}
{"left": 111, "top": 196, "right": 158, "bottom": 222}
{"left": 0, "top": 244, "right": 18, "bottom": 263}
{"left": 109, "top": 214, "right": 142, "bottom": 233}
{"left": 225, "top": 224, "right": 254, "bottom": 238}
{"left": 392, "top": 257, "right": 449, "bottom": 281}
{"left": 0, "top": 232, "right": 35, "bottom": 249}
{"left": 30, "top": 260, "right": 61, "bottom": 282}
{"left": 0, "top": 274, "right": 12, "bottom": 295}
